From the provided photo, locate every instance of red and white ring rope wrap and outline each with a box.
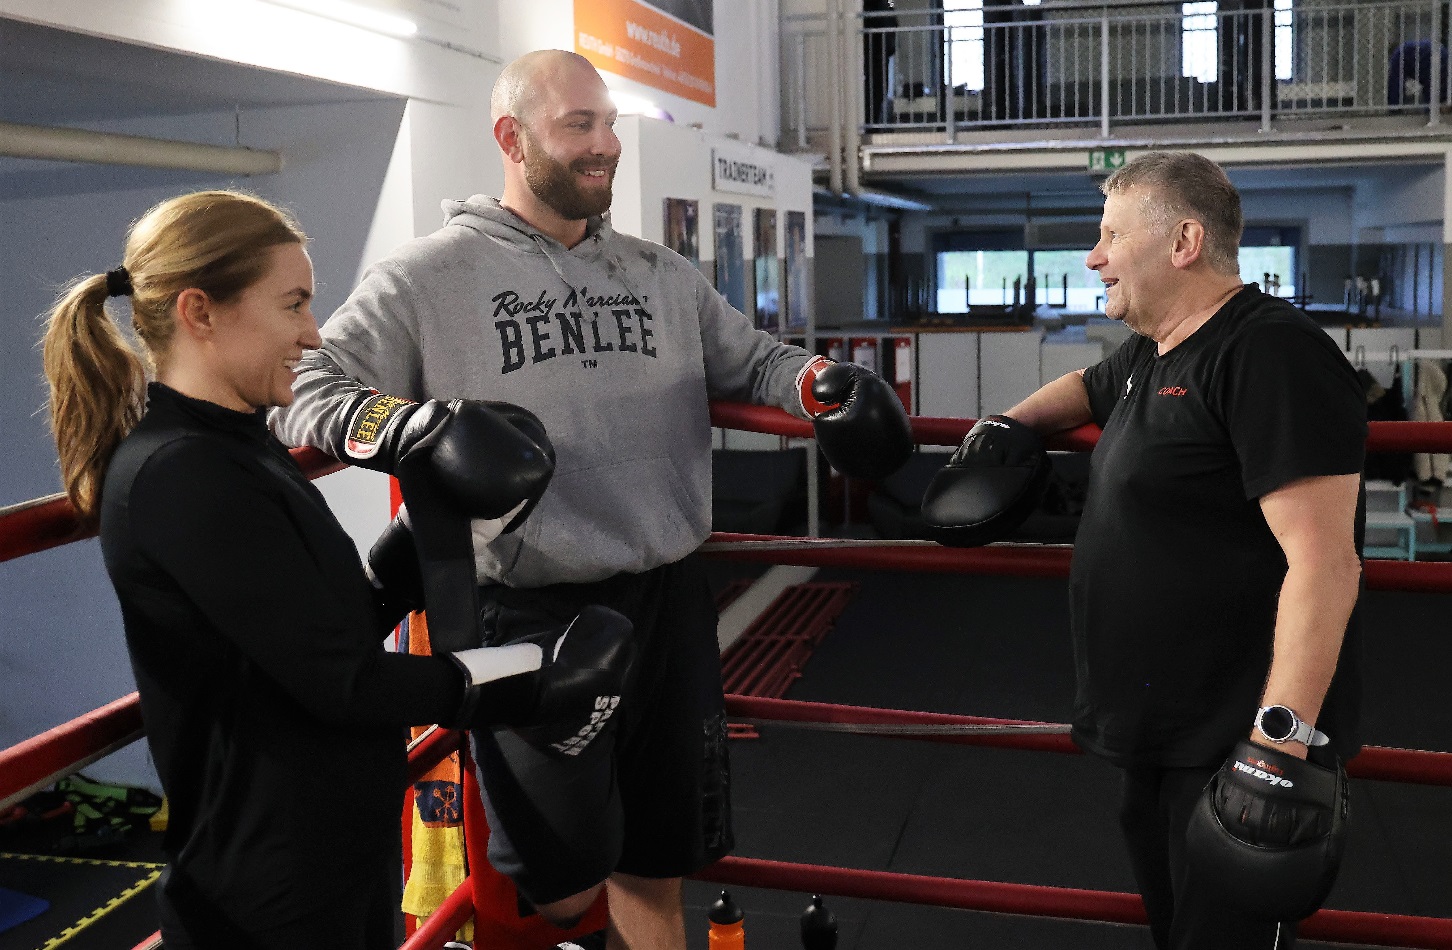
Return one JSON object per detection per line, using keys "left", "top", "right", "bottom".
{"left": 5, "top": 404, "right": 1452, "bottom": 949}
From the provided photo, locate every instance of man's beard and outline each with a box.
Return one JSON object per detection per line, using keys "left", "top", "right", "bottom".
{"left": 522, "top": 131, "right": 616, "bottom": 221}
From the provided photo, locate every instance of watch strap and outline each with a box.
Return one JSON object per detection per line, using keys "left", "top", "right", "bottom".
{"left": 1291, "top": 720, "right": 1331, "bottom": 747}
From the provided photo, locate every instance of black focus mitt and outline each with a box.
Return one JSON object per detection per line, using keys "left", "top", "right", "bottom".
{"left": 919, "top": 415, "right": 1050, "bottom": 547}
{"left": 1185, "top": 739, "right": 1349, "bottom": 921}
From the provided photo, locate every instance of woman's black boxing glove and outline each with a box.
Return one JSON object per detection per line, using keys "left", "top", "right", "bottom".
{"left": 365, "top": 512, "right": 423, "bottom": 632}
{"left": 448, "top": 605, "right": 636, "bottom": 755}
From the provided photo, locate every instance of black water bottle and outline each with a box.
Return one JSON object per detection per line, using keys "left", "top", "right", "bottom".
{"left": 800, "top": 893, "right": 838, "bottom": 950}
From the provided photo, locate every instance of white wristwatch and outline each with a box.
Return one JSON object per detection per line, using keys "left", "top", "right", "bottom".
{"left": 1255, "top": 705, "right": 1330, "bottom": 747}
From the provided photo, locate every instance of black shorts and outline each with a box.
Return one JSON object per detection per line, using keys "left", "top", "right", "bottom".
{"left": 468, "top": 555, "right": 734, "bottom": 905}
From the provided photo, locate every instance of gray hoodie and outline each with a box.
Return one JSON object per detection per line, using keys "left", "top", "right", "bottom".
{"left": 272, "top": 196, "right": 811, "bottom": 587}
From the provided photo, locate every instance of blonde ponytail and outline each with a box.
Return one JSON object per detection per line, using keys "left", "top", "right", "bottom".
{"left": 42, "top": 275, "right": 146, "bottom": 524}
{"left": 39, "top": 189, "right": 306, "bottom": 525}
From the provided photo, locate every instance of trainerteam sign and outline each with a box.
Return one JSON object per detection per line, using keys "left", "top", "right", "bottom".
{"left": 711, "top": 143, "right": 775, "bottom": 198}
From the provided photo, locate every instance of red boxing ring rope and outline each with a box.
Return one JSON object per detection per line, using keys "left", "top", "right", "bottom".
{"left": 720, "top": 695, "right": 1452, "bottom": 787}
{"left": 704, "top": 532, "right": 1452, "bottom": 594}
{"left": 0, "top": 693, "right": 144, "bottom": 811}
{"left": 694, "top": 857, "right": 1452, "bottom": 949}
{"left": 397, "top": 876, "right": 474, "bottom": 949}
{"left": 6, "top": 402, "right": 1452, "bottom": 948}
{"left": 0, "top": 447, "right": 344, "bottom": 564}
{"left": 710, "top": 402, "right": 1452, "bottom": 454}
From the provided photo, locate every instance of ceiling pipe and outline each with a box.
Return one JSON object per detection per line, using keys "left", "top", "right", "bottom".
{"left": 0, "top": 121, "right": 284, "bottom": 176}
{"left": 826, "top": 0, "right": 844, "bottom": 195}
{"left": 843, "top": 0, "right": 862, "bottom": 197}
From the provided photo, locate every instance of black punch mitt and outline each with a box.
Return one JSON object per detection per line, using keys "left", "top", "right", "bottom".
{"left": 920, "top": 415, "right": 1050, "bottom": 547}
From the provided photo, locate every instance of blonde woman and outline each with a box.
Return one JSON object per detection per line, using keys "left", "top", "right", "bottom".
{"left": 41, "top": 190, "right": 630, "bottom": 947}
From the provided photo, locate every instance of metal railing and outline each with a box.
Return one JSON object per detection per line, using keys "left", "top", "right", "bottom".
{"left": 782, "top": 0, "right": 1450, "bottom": 147}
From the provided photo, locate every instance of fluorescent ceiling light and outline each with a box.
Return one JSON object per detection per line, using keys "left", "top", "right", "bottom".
{"left": 261, "top": 0, "right": 418, "bottom": 38}
{"left": 608, "top": 89, "right": 658, "bottom": 116}
{"left": 607, "top": 87, "right": 674, "bottom": 122}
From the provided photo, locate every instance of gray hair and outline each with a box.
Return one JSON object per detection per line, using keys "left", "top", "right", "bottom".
{"left": 1102, "top": 151, "right": 1243, "bottom": 276}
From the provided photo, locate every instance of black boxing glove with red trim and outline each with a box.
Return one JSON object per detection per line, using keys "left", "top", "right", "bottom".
{"left": 797, "top": 356, "right": 913, "bottom": 480}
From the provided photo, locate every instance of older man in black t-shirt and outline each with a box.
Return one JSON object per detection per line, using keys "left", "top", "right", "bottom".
{"left": 1003, "top": 152, "right": 1365, "bottom": 950}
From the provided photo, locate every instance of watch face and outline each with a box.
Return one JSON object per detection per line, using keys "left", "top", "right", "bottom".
{"left": 1260, "top": 705, "right": 1296, "bottom": 742}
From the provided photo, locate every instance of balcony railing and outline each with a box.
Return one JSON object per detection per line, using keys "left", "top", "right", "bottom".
{"left": 783, "top": 0, "right": 1449, "bottom": 150}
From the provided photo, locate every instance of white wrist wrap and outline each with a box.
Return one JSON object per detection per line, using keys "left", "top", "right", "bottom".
{"left": 451, "top": 642, "right": 544, "bottom": 687}
{"left": 469, "top": 498, "right": 529, "bottom": 549}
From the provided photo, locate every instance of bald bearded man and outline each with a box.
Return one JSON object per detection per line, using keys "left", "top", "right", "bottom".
{"left": 273, "top": 50, "right": 910, "bottom": 950}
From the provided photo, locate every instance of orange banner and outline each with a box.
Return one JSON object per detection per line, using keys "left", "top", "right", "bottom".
{"left": 575, "top": 0, "right": 716, "bottom": 108}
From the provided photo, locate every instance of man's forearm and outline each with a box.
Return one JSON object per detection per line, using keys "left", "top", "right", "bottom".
{"left": 1254, "top": 473, "right": 1362, "bottom": 754}
{"left": 269, "top": 348, "right": 377, "bottom": 453}
{"left": 1003, "top": 370, "right": 1094, "bottom": 435}
{"left": 1259, "top": 553, "right": 1361, "bottom": 739}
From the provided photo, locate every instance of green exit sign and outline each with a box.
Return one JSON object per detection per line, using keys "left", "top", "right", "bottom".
{"left": 1088, "top": 149, "right": 1127, "bottom": 173}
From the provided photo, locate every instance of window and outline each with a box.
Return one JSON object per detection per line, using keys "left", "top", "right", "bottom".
{"left": 1183, "top": 1, "right": 1293, "bottom": 84}
{"left": 1182, "top": 2, "right": 1218, "bottom": 83}
{"left": 942, "top": 0, "right": 1040, "bottom": 92}
{"left": 1274, "top": 0, "right": 1293, "bottom": 82}
{"left": 943, "top": 0, "right": 985, "bottom": 92}
{"left": 935, "top": 233, "right": 1102, "bottom": 314}
{"left": 1240, "top": 226, "right": 1300, "bottom": 297}
{"left": 938, "top": 249, "right": 1027, "bottom": 312}
{"left": 1030, "top": 249, "right": 1106, "bottom": 310}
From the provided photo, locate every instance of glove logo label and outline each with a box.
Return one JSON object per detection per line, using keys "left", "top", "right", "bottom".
{"left": 1233, "top": 758, "right": 1294, "bottom": 788}
{"left": 549, "top": 695, "right": 621, "bottom": 757}
{"left": 345, "top": 393, "right": 414, "bottom": 460}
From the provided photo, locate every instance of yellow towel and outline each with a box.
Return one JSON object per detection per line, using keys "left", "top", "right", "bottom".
{"left": 401, "top": 610, "right": 472, "bottom": 942}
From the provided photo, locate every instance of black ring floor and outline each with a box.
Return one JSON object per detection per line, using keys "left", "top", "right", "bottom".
{"left": 684, "top": 566, "right": 1452, "bottom": 950}
{"left": 4, "top": 565, "right": 1448, "bottom": 949}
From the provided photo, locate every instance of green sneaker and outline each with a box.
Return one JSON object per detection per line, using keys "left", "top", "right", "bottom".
{"left": 55, "top": 774, "right": 163, "bottom": 817}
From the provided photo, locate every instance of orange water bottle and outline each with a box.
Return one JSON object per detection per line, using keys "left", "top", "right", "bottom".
{"left": 708, "top": 889, "right": 745, "bottom": 949}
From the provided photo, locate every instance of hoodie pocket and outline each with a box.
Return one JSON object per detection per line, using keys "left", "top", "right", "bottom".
{"left": 496, "top": 454, "right": 706, "bottom": 586}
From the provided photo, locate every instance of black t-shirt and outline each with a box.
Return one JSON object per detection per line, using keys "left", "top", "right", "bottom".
{"left": 1072, "top": 286, "right": 1366, "bottom": 768}
{"left": 99, "top": 384, "right": 462, "bottom": 935}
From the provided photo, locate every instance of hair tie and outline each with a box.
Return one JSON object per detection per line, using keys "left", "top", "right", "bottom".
{"left": 105, "top": 267, "right": 133, "bottom": 298}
